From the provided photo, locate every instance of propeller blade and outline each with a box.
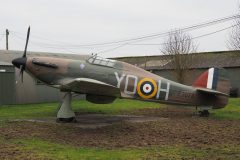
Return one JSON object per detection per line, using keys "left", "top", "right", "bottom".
{"left": 21, "top": 69, "right": 24, "bottom": 83}
{"left": 19, "top": 65, "right": 24, "bottom": 83}
{"left": 23, "top": 26, "right": 30, "bottom": 58}
{"left": 13, "top": 27, "right": 30, "bottom": 83}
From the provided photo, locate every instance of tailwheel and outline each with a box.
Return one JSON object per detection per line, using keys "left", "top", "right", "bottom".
{"left": 199, "top": 110, "right": 210, "bottom": 117}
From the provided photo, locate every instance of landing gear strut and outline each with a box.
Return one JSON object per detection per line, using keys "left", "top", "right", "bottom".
{"left": 56, "top": 92, "right": 77, "bottom": 123}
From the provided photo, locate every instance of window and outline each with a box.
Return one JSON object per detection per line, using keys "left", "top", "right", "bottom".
{"left": 87, "top": 56, "right": 116, "bottom": 67}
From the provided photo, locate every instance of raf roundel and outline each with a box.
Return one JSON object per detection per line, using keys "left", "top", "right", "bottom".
{"left": 137, "top": 78, "right": 158, "bottom": 99}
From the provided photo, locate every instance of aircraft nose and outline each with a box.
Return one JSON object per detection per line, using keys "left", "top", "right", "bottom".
{"left": 12, "top": 57, "right": 27, "bottom": 69}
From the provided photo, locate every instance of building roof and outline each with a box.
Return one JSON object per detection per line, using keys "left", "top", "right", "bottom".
{"left": 114, "top": 50, "right": 240, "bottom": 70}
{"left": 0, "top": 50, "right": 239, "bottom": 69}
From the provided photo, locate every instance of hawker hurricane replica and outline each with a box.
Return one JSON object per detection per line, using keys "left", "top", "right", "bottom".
{"left": 12, "top": 27, "right": 230, "bottom": 122}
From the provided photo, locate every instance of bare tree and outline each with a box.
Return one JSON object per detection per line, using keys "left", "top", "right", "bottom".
{"left": 161, "top": 30, "right": 197, "bottom": 83}
{"left": 228, "top": 15, "right": 240, "bottom": 50}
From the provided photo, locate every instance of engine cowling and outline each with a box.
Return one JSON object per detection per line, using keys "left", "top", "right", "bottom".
{"left": 86, "top": 94, "right": 116, "bottom": 104}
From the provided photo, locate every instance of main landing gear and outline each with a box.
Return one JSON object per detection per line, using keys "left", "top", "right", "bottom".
{"left": 56, "top": 92, "right": 77, "bottom": 123}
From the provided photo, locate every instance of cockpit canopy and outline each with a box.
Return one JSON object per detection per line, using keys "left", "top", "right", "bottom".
{"left": 87, "top": 56, "right": 116, "bottom": 68}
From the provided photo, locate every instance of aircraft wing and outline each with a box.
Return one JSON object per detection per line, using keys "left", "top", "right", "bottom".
{"left": 196, "top": 87, "right": 229, "bottom": 96}
{"left": 60, "top": 78, "right": 120, "bottom": 97}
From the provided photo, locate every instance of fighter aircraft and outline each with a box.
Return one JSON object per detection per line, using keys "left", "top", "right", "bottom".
{"left": 12, "top": 27, "right": 230, "bottom": 122}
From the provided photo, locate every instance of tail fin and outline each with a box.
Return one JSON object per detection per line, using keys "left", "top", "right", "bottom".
{"left": 193, "top": 68, "right": 230, "bottom": 95}
{"left": 193, "top": 68, "right": 230, "bottom": 108}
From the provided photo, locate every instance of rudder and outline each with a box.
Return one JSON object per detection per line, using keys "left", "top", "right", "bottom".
{"left": 193, "top": 68, "right": 230, "bottom": 96}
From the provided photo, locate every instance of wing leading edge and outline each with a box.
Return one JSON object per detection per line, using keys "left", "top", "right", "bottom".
{"left": 60, "top": 78, "right": 120, "bottom": 97}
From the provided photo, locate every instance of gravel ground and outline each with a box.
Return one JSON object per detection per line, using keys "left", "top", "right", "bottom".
{"left": 1, "top": 107, "right": 240, "bottom": 159}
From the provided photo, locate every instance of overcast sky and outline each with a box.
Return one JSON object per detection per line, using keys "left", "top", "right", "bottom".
{"left": 0, "top": 0, "right": 238, "bottom": 57}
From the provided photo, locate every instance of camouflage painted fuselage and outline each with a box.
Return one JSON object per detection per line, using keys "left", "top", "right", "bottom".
{"left": 25, "top": 56, "right": 228, "bottom": 109}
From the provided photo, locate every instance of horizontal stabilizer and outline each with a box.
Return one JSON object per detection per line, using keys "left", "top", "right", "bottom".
{"left": 196, "top": 87, "right": 228, "bottom": 96}
{"left": 61, "top": 78, "right": 120, "bottom": 97}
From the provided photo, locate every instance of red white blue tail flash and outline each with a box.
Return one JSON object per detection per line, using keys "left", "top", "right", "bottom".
{"left": 193, "top": 68, "right": 219, "bottom": 90}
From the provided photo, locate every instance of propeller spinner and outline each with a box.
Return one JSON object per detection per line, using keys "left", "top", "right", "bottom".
{"left": 12, "top": 26, "right": 30, "bottom": 82}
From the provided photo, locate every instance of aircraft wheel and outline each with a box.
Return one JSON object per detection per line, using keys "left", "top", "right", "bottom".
{"left": 199, "top": 110, "right": 209, "bottom": 117}
{"left": 56, "top": 117, "right": 77, "bottom": 123}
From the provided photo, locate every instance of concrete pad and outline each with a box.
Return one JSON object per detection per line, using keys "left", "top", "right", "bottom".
{"left": 10, "top": 113, "right": 168, "bottom": 129}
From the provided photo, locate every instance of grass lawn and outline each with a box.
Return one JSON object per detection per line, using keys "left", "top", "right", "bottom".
{"left": 0, "top": 137, "right": 212, "bottom": 160}
{"left": 211, "top": 98, "right": 240, "bottom": 119}
{"left": 1, "top": 137, "right": 240, "bottom": 160}
{"left": 0, "top": 98, "right": 240, "bottom": 160}
{"left": 1, "top": 98, "right": 239, "bottom": 120}
{"left": 0, "top": 98, "right": 162, "bottom": 120}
